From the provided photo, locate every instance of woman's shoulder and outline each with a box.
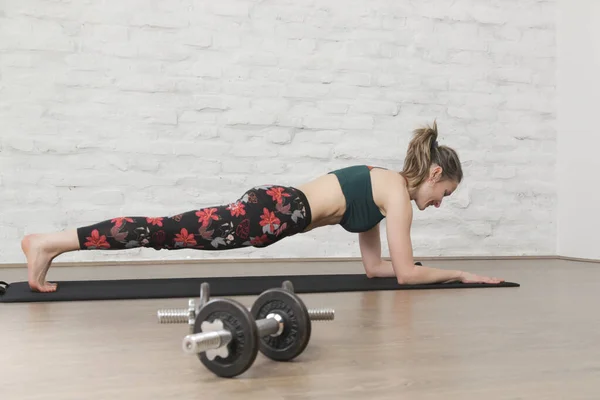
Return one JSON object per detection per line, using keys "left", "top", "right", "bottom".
{"left": 370, "top": 168, "right": 411, "bottom": 215}
{"left": 370, "top": 166, "right": 406, "bottom": 184}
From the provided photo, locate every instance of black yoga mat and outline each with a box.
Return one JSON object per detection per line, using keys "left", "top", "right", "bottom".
{"left": 0, "top": 275, "right": 519, "bottom": 303}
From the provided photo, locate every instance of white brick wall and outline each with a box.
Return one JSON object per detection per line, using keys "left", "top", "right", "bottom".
{"left": 0, "top": 0, "right": 556, "bottom": 264}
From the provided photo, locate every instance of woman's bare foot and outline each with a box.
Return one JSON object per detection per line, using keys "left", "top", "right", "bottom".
{"left": 22, "top": 234, "right": 59, "bottom": 292}
{"left": 21, "top": 230, "right": 80, "bottom": 292}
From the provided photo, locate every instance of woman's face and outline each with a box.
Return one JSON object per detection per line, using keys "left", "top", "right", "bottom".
{"left": 414, "top": 166, "right": 458, "bottom": 211}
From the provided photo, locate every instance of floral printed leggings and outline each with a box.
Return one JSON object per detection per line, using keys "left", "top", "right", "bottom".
{"left": 76, "top": 186, "right": 312, "bottom": 251}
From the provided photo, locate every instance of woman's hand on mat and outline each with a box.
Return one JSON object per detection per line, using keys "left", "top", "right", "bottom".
{"left": 458, "top": 271, "right": 504, "bottom": 284}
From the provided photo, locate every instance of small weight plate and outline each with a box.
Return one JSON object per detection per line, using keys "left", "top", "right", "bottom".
{"left": 197, "top": 282, "right": 210, "bottom": 312}
{"left": 194, "top": 298, "right": 259, "bottom": 378}
{"left": 250, "top": 288, "right": 311, "bottom": 361}
{"left": 281, "top": 280, "right": 294, "bottom": 293}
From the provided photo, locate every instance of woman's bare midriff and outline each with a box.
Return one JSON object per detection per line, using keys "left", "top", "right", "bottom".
{"left": 298, "top": 169, "right": 405, "bottom": 232}
{"left": 297, "top": 174, "right": 346, "bottom": 232}
{"left": 297, "top": 168, "right": 402, "bottom": 232}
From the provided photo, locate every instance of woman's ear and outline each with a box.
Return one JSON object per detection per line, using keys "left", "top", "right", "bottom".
{"left": 429, "top": 165, "right": 443, "bottom": 182}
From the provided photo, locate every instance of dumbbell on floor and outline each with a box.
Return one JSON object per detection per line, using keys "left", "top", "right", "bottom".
{"left": 182, "top": 285, "right": 328, "bottom": 378}
{"left": 156, "top": 281, "right": 335, "bottom": 331}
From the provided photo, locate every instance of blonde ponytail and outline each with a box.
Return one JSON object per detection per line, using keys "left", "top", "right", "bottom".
{"left": 402, "top": 121, "right": 463, "bottom": 188}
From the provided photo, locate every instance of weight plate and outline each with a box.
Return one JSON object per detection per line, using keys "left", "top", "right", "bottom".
{"left": 250, "top": 288, "right": 311, "bottom": 361}
{"left": 197, "top": 282, "right": 210, "bottom": 312}
{"left": 281, "top": 280, "right": 294, "bottom": 292}
{"left": 194, "top": 298, "right": 259, "bottom": 378}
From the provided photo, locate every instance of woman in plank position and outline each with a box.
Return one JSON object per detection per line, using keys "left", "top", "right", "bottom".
{"left": 22, "top": 121, "right": 503, "bottom": 292}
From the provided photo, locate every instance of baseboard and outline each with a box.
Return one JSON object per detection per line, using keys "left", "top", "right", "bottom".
{"left": 2, "top": 254, "right": 598, "bottom": 269}
{"left": 554, "top": 255, "right": 600, "bottom": 263}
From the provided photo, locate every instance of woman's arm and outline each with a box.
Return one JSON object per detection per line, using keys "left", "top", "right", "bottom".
{"left": 357, "top": 203, "right": 463, "bottom": 282}
{"left": 358, "top": 223, "right": 387, "bottom": 278}
{"left": 385, "top": 207, "right": 464, "bottom": 284}
{"left": 379, "top": 175, "right": 502, "bottom": 285}
{"left": 359, "top": 222, "right": 503, "bottom": 283}
{"left": 358, "top": 223, "right": 416, "bottom": 279}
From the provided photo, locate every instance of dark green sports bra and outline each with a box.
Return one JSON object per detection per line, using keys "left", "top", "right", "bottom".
{"left": 328, "top": 165, "right": 386, "bottom": 233}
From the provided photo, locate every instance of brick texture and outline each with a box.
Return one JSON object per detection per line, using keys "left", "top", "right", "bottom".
{"left": 0, "top": 0, "right": 556, "bottom": 264}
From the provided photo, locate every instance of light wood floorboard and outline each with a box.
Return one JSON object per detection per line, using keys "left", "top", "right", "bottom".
{"left": 1, "top": 259, "right": 599, "bottom": 399}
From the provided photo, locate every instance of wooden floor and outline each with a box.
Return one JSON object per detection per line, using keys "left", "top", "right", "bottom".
{"left": 1, "top": 259, "right": 599, "bottom": 399}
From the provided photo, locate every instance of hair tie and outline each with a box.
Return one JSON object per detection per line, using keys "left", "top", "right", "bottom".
{"left": 432, "top": 140, "right": 438, "bottom": 149}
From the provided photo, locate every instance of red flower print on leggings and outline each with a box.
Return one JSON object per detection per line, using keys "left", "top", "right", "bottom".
{"left": 152, "top": 230, "right": 166, "bottom": 247}
{"left": 250, "top": 234, "right": 269, "bottom": 246}
{"left": 111, "top": 217, "right": 134, "bottom": 227}
{"left": 266, "top": 187, "right": 291, "bottom": 204}
{"left": 174, "top": 228, "right": 197, "bottom": 247}
{"left": 146, "top": 217, "right": 164, "bottom": 227}
{"left": 236, "top": 219, "right": 250, "bottom": 239}
{"left": 196, "top": 208, "right": 219, "bottom": 227}
{"left": 84, "top": 230, "right": 111, "bottom": 249}
{"left": 260, "top": 208, "right": 281, "bottom": 234}
{"left": 227, "top": 201, "right": 246, "bottom": 217}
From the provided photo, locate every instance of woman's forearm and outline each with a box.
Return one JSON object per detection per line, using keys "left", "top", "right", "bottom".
{"left": 364, "top": 260, "right": 397, "bottom": 278}
{"left": 366, "top": 260, "right": 463, "bottom": 284}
